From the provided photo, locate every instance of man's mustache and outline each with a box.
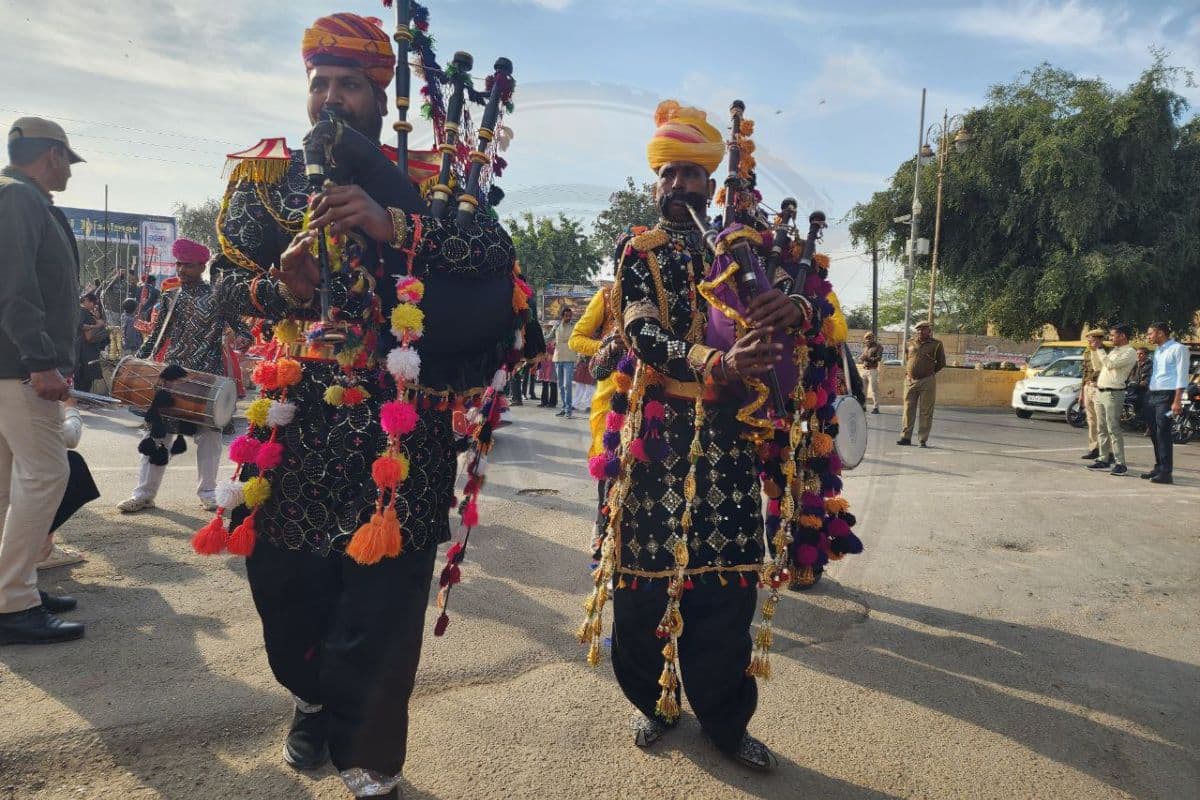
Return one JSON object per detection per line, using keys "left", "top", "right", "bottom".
{"left": 658, "top": 190, "right": 707, "bottom": 217}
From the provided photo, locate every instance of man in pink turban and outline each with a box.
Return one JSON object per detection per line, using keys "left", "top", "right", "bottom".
{"left": 116, "top": 237, "right": 250, "bottom": 515}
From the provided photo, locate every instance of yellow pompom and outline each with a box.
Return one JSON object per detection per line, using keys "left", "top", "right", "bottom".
{"left": 323, "top": 385, "right": 345, "bottom": 406}
{"left": 242, "top": 476, "right": 271, "bottom": 508}
{"left": 246, "top": 398, "right": 272, "bottom": 428}
{"left": 273, "top": 320, "right": 301, "bottom": 345}
{"left": 654, "top": 99, "right": 682, "bottom": 127}
{"left": 390, "top": 303, "right": 425, "bottom": 335}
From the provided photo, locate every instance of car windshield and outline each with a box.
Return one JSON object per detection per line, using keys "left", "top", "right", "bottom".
{"left": 1040, "top": 358, "right": 1082, "bottom": 378}
{"left": 1029, "top": 346, "right": 1078, "bottom": 368}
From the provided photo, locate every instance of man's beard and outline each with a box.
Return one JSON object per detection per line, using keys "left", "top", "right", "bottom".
{"left": 658, "top": 190, "right": 707, "bottom": 221}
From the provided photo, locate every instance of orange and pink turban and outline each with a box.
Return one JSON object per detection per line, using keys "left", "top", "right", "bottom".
{"left": 646, "top": 100, "right": 725, "bottom": 176}
{"left": 301, "top": 13, "right": 396, "bottom": 91}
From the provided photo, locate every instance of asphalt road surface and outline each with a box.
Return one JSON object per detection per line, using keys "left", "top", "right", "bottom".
{"left": 0, "top": 401, "right": 1196, "bottom": 800}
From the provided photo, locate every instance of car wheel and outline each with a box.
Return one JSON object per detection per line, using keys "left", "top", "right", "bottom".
{"left": 1065, "top": 400, "right": 1087, "bottom": 428}
{"left": 1014, "top": 409, "right": 1033, "bottom": 419}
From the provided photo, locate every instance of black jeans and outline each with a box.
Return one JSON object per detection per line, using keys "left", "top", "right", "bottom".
{"left": 1144, "top": 391, "right": 1175, "bottom": 475}
{"left": 540, "top": 380, "right": 557, "bottom": 407}
{"left": 611, "top": 578, "right": 758, "bottom": 752}
{"left": 245, "top": 538, "right": 437, "bottom": 779}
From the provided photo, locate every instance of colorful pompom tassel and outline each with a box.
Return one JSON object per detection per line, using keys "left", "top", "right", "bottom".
{"left": 346, "top": 512, "right": 388, "bottom": 566}
{"left": 226, "top": 514, "right": 257, "bottom": 557}
{"left": 192, "top": 516, "right": 228, "bottom": 555}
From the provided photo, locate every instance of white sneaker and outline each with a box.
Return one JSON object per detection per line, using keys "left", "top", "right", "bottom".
{"left": 199, "top": 497, "right": 218, "bottom": 512}
{"left": 117, "top": 497, "right": 155, "bottom": 514}
{"left": 37, "top": 544, "right": 86, "bottom": 570}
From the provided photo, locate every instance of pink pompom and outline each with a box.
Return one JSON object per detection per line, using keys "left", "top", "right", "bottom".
{"left": 804, "top": 273, "right": 823, "bottom": 296}
{"left": 796, "top": 544, "right": 820, "bottom": 566}
{"left": 380, "top": 400, "right": 419, "bottom": 436}
{"left": 588, "top": 454, "right": 608, "bottom": 480}
{"left": 605, "top": 412, "right": 626, "bottom": 433}
{"left": 815, "top": 387, "right": 828, "bottom": 408}
{"left": 462, "top": 501, "right": 479, "bottom": 528}
{"left": 766, "top": 498, "right": 781, "bottom": 516}
{"left": 255, "top": 441, "right": 284, "bottom": 471}
{"left": 827, "top": 517, "right": 851, "bottom": 537}
{"left": 629, "top": 438, "right": 648, "bottom": 462}
{"left": 228, "top": 435, "right": 261, "bottom": 464}
{"left": 642, "top": 401, "right": 665, "bottom": 422}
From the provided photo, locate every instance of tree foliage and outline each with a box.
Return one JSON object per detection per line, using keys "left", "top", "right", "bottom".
{"left": 592, "top": 177, "right": 659, "bottom": 254}
{"left": 848, "top": 57, "right": 1200, "bottom": 340}
{"left": 506, "top": 211, "right": 602, "bottom": 290}
{"left": 845, "top": 269, "right": 985, "bottom": 334}
{"left": 172, "top": 198, "right": 222, "bottom": 255}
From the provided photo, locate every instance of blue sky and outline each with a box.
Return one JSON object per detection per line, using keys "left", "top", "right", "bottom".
{"left": 2, "top": 0, "right": 1196, "bottom": 307}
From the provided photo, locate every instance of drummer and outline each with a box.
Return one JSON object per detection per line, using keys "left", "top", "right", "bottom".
{"left": 117, "top": 238, "right": 250, "bottom": 514}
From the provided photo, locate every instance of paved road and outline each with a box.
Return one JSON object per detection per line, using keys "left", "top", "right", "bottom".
{"left": 0, "top": 401, "right": 1196, "bottom": 799}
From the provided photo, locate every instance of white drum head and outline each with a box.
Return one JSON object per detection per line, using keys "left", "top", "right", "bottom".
{"left": 833, "top": 395, "right": 868, "bottom": 470}
{"left": 210, "top": 377, "right": 237, "bottom": 429}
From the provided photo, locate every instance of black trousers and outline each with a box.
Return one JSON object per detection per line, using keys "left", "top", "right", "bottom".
{"left": 540, "top": 380, "right": 557, "bottom": 407}
{"left": 611, "top": 578, "right": 758, "bottom": 752}
{"left": 1144, "top": 391, "right": 1175, "bottom": 474}
{"left": 245, "top": 538, "right": 438, "bottom": 778}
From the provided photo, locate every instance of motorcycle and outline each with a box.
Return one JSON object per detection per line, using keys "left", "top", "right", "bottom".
{"left": 1171, "top": 383, "right": 1199, "bottom": 444}
{"left": 1119, "top": 386, "right": 1147, "bottom": 433}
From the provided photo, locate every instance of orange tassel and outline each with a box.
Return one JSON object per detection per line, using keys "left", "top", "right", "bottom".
{"left": 380, "top": 504, "right": 403, "bottom": 558}
{"left": 226, "top": 514, "right": 257, "bottom": 557}
{"left": 346, "top": 512, "right": 388, "bottom": 565}
{"left": 192, "top": 516, "right": 228, "bottom": 555}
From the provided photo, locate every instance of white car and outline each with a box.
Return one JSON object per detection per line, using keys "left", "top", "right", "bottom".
{"left": 1012, "top": 355, "right": 1085, "bottom": 423}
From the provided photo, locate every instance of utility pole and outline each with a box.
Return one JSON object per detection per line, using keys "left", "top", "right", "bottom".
{"left": 870, "top": 240, "right": 879, "bottom": 338}
{"left": 928, "top": 108, "right": 948, "bottom": 325}
{"left": 900, "top": 89, "right": 927, "bottom": 361}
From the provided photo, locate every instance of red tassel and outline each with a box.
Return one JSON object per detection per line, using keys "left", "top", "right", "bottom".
{"left": 434, "top": 612, "right": 450, "bottom": 637}
{"left": 462, "top": 500, "right": 479, "bottom": 528}
{"left": 191, "top": 516, "right": 228, "bottom": 555}
{"left": 683, "top": 578, "right": 695, "bottom": 591}
{"left": 631, "top": 577, "right": 639, "bottom": 591}
{"left": 226, "top": 514, "right": 257, "bottom": 557}
{"left": 446, "top": 541, "right": 465, "bottom": 563}
{"left": 739, "top": 573, "right": 749, "bottom": 588}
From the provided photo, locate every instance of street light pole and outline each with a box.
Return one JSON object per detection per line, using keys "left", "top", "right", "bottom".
{"left": 928, "top": 108, "right": 948, "bottom": 325}
{"left": 900, "top": 88, "right": 926, "bottom": 362}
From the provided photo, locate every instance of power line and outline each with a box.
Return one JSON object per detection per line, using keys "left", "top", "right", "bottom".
{"left": 0, "top": 106, "right": 241, "bottom": 147}
{"left": 78, "top": 147, "right": 220, "bottom": 170}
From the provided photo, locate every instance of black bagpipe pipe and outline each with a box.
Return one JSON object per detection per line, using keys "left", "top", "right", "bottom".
{"left": 764, "top": 197, "right": 798, "bottom": 294}
{"left": 302, "top": 109, "right": 341, "bottom": 340}
{"left": 428, "top": 51, "right": 474, "bottom": 218}
{"left": 390, "top": 0, "right": 414, "bottom": 177}
{"left": 455, "top": 57, "right": 513, "bottom": 228}
{"left": 690, "top": 99, "right": 789, "bottom": 419}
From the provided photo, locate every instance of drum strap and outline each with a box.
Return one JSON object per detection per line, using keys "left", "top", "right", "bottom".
{"left": 841, "top": 343, "right": 853, "bottom": 397}
{"left": 149, "top": 290, "right": 181, "bottom": 360}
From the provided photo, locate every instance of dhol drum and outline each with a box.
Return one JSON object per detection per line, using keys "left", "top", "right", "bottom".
{"left": 833, "top": 394, "right": 868, "bottom": 470}
{"left": 111, "top": 357, "right": 237, "bottom": 429}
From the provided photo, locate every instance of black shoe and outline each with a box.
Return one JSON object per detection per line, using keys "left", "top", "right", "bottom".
{"left": 731, "top": 733, "right": 778, "bottom": 771}
{"left": 1081, "top": 449, "right": 1099, "bottom": 460}
{"left": 1140, "top": 471, "right": 1159, "bottom": 480}
{"left": 1087, "top": 460, "right": 1111, "bottom": 470}
{"left": 283, "top": 707, "right": 328, "bottom": 771}
{"left": 1110, "top": 464, "right": 1128, "bottom": 476}
{"left": 38, "top": 591, "right": 77, "bottom": 614}
{"left": 364, "top": 790, "right": 401, "bottom": 800}
{"left": 896, "top": 438, "right": 912, "bottom": 446}
{"left": 631, "top": 712, "right": 672, "bottom": 748}
{"left": 871, "top": 408, "right": 879, "bottom": 414}
{"left": 0, "top": 605, "right": 84, "bottom": 645}
{"left": 919, "top": 441, "right": 928, "bottom": 448}
{"left": 1150, "top": 473, "right": 1173, "bottom": 485}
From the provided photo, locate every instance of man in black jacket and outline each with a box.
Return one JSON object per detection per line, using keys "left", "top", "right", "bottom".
{"left": 0, "top": 117, "right": 86, "bottom": 644}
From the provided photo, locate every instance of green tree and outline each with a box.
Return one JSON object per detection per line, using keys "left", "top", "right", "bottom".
{"left": 592, "top": 177, "right": 658, "bottom": 253}
{"left": 846, "top": 270, "right": 986, "bottom": 333}
{"left": 172, "top": 198, "right": 222, "bottom": 254}
{"left": 506, "top": 211, "right": 602, "bottom": 290}
{"left": 843, "top": 304, "right": 873, "bottom": 330}
{"left": 847, "top": 57, "right": 1200, "bottom": 340}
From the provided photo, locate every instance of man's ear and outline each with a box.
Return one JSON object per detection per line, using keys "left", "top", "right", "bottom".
{"left": 376, "top": 87, "right": 388, "bottom": 117}
{"left": 707, "top": 177, "right": 717, "bottom": 201}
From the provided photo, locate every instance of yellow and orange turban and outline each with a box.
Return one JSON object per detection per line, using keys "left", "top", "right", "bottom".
{"left": 301, "top": 13, "right": 395, "bottom": 91}
{"left": 646, "top": 100, "right": 725, "bottom": 176}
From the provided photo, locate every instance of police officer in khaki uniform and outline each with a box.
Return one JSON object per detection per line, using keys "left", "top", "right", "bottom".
{"left": 1079, "top": 329, "right": 1106, "bottom": 460}
{"left": 897, "top": 320, "right": 945, "bottom": 447}
{"left": 859, "top": 332, "right": 883, "bottom": 414}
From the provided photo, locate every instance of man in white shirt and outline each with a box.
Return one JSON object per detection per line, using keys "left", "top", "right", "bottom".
{"left": 1087, "top": 323, "right": 1137, "bottom": 475}
{"left": 550, "top": 305, "right": 578, "bottom": 419}
{"left": 1143, "top": 321, "right": 1189, "bottom": 484}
